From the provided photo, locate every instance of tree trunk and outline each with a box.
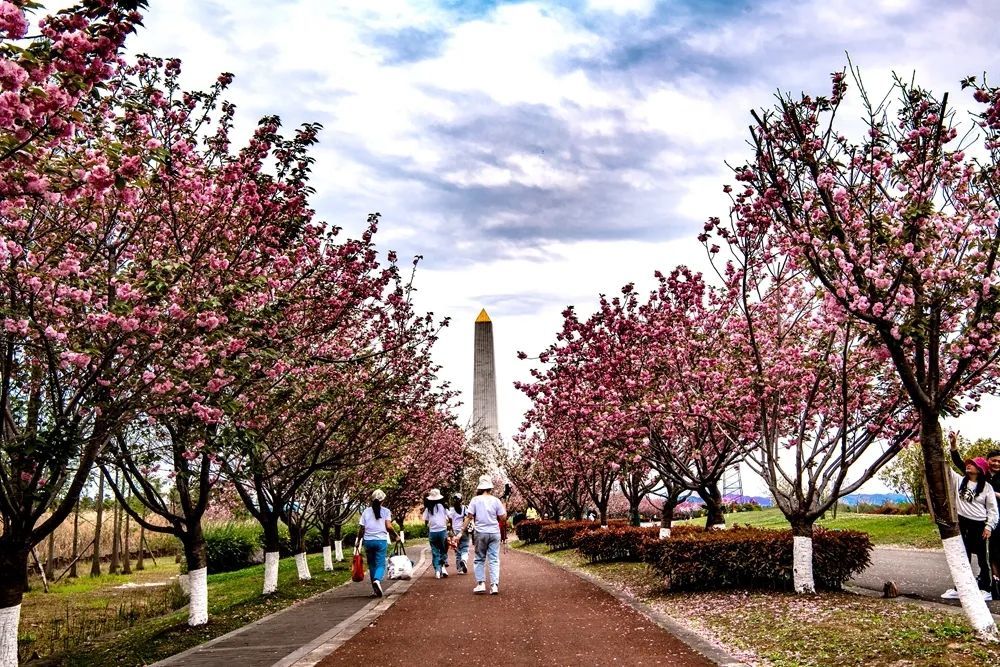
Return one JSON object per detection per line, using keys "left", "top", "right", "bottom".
{"left": 0, "top": 537, "right": 29, "bottom": 667}
{"left": 288, "top": 523, "right": 311, "bottom": 581}
{"left": 122, "top": 503, "right": 132, "bottom": 575}
{"left": 136, "top": 523, "right": 145, "bottom": 571}
{"left": 69, "top": 499, "right": 81, "bottom": 578}
{"left": 90, "top": 473, "right": 104, "bottom": 577}
{"left": 45, "top": 532, "right": 56, "bottom": 581}
{"left": 109, "top": 493, "right": 121, "bottom": 575}
{"left": 920, "top": 412, "right": 998, "bottom": 639}
{"left": 261, "top": 517, "right": 282, "bottom": 595}
{"left": 659, "top": 500, "right": 675, "bottom": 539}
{"left": 598, "top": 501, "right": 609, "bottom": 528}
{"left": 321, "top": 526, "right": 333, "bottom": 571}
{"left": 182, "top": 523, "right": 209, "bottom": 627}
{"left": 333, "top": 522, "right": 344, "bottom": 562}
{"left": 790, "top": 518, "right": 816, "bottom": 594}
{"left": 700, "top": 484, "right": 726, "bottom": 529}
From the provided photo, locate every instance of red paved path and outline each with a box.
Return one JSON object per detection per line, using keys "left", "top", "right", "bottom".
{"left": 320, "top": 548, "right": 713, "bottom": 666}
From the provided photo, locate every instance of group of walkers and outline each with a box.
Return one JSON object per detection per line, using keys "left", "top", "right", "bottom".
{"left": 947, "top": 433, "right": 1000, "bottom": 599}
{"left": 354, "top": 474, "right": 508, "bottom": 598}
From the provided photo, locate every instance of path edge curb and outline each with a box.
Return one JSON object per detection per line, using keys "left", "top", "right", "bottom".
{"left": 279, "top": 546, "right": 431, "bottom": 667}
{"left": 518, "top": 548, "right": 746, "bottom": 667}
{"left": 148, "top": 547, "right": 428, "bottom": 667}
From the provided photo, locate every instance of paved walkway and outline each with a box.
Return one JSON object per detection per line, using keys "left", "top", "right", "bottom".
{"left": 153, "top": 547, "right": 430, "bottom": 667}
{"left": 851, "top": 546, "right": 999, "bottom": 612}
{"left": 319, "top": 547, "right": 715, "bottom": 667}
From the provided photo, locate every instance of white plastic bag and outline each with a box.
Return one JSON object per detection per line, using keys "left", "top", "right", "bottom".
{"left": 388, "top": 554, "right": 413, "bottom": 580}
{"left": 387, "top": 542, "right": 413, "bottom": 580}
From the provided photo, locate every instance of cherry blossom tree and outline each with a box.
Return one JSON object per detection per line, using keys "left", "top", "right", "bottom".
{"left": 742, "top": 67, "right": 1000, "bottom": 634}
{"left": 94, "top": 56, "right": 328, "bottom": 626}
{"left": 703, "top": 192, "right": 915, "bottom": 591}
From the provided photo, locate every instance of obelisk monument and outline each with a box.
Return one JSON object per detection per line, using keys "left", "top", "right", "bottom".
{"left": 472, "top": 308, "right": 499, "bottom": 443}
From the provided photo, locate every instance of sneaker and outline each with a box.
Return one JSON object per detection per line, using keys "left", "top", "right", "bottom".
{"left": 435, "top": 571, "right": 441, "bottom": 579}
{"left": 373, "top": 580, "right": 383, "bottom": 598}
{"left": 982, "top": 590, "right": 993, "bottom": 601}
{"left": 441, "top": 567, "right": 449, "bottom": 578}
{"left": 490, "top": 583, "right": 499, "bottom": 595}
{"left": 473, "top": 582, "right": 486, "bottom": 594}
{"left": 940, "top": 588, "right": 960, "bottom": 599}
{"left": 458, "top": 562, "right": 467, "bottom": 575}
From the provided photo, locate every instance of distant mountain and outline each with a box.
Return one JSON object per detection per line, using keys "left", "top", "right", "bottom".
{"left": 679, "top": 493, "right": 909, "bottom": 507}
{"left": 839, "top": 493, "right": 910, "bottom": 506}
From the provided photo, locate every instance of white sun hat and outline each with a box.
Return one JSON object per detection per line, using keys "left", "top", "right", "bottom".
{"left": 371, "top": 489, "right": 386, "bottom": 502}
{"left": 426, "top": 488, "right": 444, "bottom": 501}
{"left": 476, "top": 474, "right": 494, "bottom": 491}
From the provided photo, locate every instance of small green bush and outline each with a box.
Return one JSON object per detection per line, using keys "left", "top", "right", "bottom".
{"left": 204, "top": 523, "right": 260, "bottom": 574}
{"left": 574, "top": 525, "right": 703, "bottom": 563}
{"left": 644, "top": 525, "right": 872, "bottom": 591}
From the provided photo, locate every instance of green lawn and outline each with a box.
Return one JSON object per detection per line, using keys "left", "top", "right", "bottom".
{"left": 673, "top": 508, "right": 942, "bottom": 548}
{"left": 21, "top": 554, "right": 352, "bottom": 666}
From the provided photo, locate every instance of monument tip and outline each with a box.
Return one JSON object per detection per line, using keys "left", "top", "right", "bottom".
{"left": 476, "top": 308, "right": 491, "bottom": 323}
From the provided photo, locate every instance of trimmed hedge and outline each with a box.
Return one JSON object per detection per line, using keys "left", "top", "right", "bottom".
{"left": 514, "top": 519, "right": 555, "bottom": 544}
{"left": 573, "top": 525, "right": 705, "bottom": 563}
{"left": 538, "top": 520, "right": 628, "bottom": 550}
{"left": 644, "top": 525, "right": 872, "bottom": 591}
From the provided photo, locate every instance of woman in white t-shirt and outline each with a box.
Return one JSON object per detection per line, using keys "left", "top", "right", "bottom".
{"left": 423, "top": 488, "right": 450, "bottom": 578}
{"left": 355, "top": 489, "right": 395, "bottom": 597}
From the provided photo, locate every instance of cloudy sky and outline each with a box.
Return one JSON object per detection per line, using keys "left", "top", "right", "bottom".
{"left": 123, "top": 0, "right": 999, "bottom": 493}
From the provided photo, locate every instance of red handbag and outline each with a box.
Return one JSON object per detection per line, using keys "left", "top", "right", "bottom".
{"left": 352, "top": 548, "right": 365, "bottom": 582}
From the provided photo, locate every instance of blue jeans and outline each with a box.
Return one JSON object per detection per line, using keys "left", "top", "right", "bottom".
{"left": 474, "top": 532, "right": 501, "bottom": 585}
{"left": 455, "top": 533, "right": 470, "bottom": 566}
{"left": 363, "top": 539, "right": 387, "bottom": 582}
{"left": 429, "top": 530, "right": 448, "bottom": 572}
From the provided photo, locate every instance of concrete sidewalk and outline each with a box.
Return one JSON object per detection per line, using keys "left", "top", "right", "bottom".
{"left": 153, "top": 546, "right": 429, "bottom": 667}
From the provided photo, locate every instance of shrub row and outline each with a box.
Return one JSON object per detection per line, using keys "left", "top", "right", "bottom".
{"left": 514, "top": 519, "right": 555, "bottom": 544}
{"left": 573, "top": 525, "right": 705, "bottom": 563}
{"left": 203, "top": 521, "right": 430, "bottom": 574}
{"left": 644, "top": 526, "right": 872, "bottom": 591}
{"left": 538, "top": 519, "right": 630, "bottom": 550}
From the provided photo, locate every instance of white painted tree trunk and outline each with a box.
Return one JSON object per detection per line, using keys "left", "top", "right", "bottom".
{"left": 322, "top": 546, "right": 333, "bottom": 571}
{"left": 188, "top": 567, "right": 209, "bottom": 626}
{"left": 792, "top": 535, "right": 815, "bottom": 594}
{"left": 708, "top": 522, "right": 727, "bottom": 530}
{"left": 659, "top": 527, "right": 671, "bottom": 539}
{"left": 294, "top": 552, "right": 311, "bottom": 580}
{"left": 942, "top": 535, "right": 999, "bottom": 640}
{"left": 334, "top": 540, "right": 344, "bottom": 562}
{"left": 0, "top": 604, "right": 20, "bottom": 667}
{"left": 399, "top": 530, "right": 405, "bottom": 544}
{"left": 262, "top": 551, "right": 280, "bottom": 595}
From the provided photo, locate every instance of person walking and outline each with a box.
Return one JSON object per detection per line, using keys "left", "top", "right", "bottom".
{"left": 424, "top": 488, "right": 450, "bottom": 578}
{"left": 987, "top": 449, "right": 1000, "bottom": 589}
{"left": 461, "top": 474, "right": 507, "bottom": 595}
{"left": 356, "top": 489, "right": 395, "bottom": 598}
{"left": 947, "top": 433, "right": 999, "bottom": 596}
{"left": 447, "top": 492, "right": 470, "bottom": 574}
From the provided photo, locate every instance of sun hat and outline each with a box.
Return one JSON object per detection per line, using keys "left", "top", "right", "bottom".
{"left": 426, "top": 488, "right": 444, "bottom": 501}
{"left": 371, "top": 489, "right": 386, "bottom": 502}
{"left": 476, "top": 474, "right": 494, "bottom": 491}
{"left": 452, "top": 492, "right": 463, "bottom": 500}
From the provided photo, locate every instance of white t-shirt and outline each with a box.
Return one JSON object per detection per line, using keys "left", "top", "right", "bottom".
{"left": 359, "top": 506, "right": 392, "bottom": 541}
{"left": 423, "top": 504, "right": 449, "bottom": 532}
{"left": 467, "top": 494, "right": 506, "bottom": 535}
{"left": 448, "top": 506, "right": 467, "bottom": 534}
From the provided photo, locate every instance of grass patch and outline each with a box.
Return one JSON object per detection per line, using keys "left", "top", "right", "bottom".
{"left": 516, "top": 543, "right": 1000, "bottom": 666}
{"left": 23, "top": 554, "right": 351, "bottom": 666}
{"left": 674, "top": 508, "right": 942, "bottom": 548}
